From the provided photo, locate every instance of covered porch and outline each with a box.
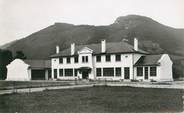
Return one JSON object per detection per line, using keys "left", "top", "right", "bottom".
{"left": 77, "top": 67, "right": 92, "bottom": 79}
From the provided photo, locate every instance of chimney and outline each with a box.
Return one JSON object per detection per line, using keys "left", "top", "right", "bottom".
{"left": 134, "top": 38, "right": 138, "bottom": 51}
{"left": 101, "top": 39, "right": 106, "bottom": 53}
{"left": 71, "top": 43, "right": 75, "bottom": 55}
{"left": 56, "top": 45, "right": 60, "bottom": 54}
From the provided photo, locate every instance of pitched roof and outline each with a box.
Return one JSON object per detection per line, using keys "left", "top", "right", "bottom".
{"left": 24, "top": 60, "right": 51, "bottom": 69}
{"left": 134, "top": 54, "right": 163, "bottom": 66}
{"left": 51, "top": 41, "right": 148, "bottom": 57}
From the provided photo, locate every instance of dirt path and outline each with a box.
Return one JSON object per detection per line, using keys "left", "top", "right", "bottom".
{"left": 107, "top": 82, "right": 184, "bottom": 89}
{"left": 0, "top": 84, "right": 93, "bottom": 95}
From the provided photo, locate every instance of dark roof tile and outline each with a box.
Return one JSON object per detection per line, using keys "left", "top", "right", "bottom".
{"left": 24, "top": 60, "right": 51, "bottom": 69}
{"left": 134, "top": 54, "right": 163, "bottom": 66}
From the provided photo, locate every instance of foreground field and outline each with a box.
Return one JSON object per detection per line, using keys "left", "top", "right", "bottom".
{"left": 0, "top": 86, "right": 183, "bottom": 113}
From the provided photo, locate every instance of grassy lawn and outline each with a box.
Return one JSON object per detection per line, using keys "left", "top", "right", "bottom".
{"left": 0, "top": 86, "right": 183, "bottom": 113}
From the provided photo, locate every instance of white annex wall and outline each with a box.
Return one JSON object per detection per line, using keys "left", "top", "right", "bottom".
{"left": 158, "top": 54, "right": 173, "bottom": 81}
{"left": 134, "top": 54, "right": 173, "bottom": 81}
{"left": 6, "top": 59, "right": 31, "bottom": 81}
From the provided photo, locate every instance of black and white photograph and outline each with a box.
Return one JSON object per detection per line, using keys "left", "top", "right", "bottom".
{"left": 0, "top": 0, "right": 184, "bottom": 113}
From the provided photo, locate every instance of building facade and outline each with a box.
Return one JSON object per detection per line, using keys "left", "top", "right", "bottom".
{"left": 6, "top": 59, "right": 51, "bottom": 81}
{"left": 51, "top": 38, "right": 173, "bottom": 81}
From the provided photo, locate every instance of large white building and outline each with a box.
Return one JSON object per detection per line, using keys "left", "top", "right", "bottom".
{"left": 50, "top": 38, "right": 173, "bottom": 81}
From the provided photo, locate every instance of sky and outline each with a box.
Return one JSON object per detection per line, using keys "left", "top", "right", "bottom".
{"left": 0, "top": 0, "right": 183, "bottom": 46}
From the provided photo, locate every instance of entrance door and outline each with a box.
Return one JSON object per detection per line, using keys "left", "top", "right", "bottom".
{"left": 82, "top": 71, "right": 88, "bottom": 79}
{"left": 124, "top": 67, "right": 130, "bottom": 79}
{"left": 54, "top": 69, "right": 57, "bottom": 79}
{"left": 31, "top": 69, "right": 45, "bottom": 80}
{"left": 144, "top": 67, "right": 148, "bottom": 80}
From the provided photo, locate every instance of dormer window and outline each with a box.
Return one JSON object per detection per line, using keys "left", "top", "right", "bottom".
{"left": 82, "top": 56, "right": 88, "bottom": 63}
{"left": 106, "top": 55, "right": 111, "bottom": 62}
{"left": 86, "top": 56, "right": 88, "bottom": 62}
{"left": 66, "top": 57, "right": 71, "bottom": 63}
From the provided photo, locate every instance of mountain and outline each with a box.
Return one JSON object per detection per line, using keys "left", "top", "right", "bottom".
{"left": 1, "top": 15, "right": 184, "bottom": 78}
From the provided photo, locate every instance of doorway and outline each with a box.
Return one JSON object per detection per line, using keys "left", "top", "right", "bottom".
{"left": 124, "top": 67, "right": 130, "bottom": 79}
{"left": 78, "top": 67, "right": 91, "bottom": 79}
{"left": 144, "top": 67, "right": 148, "bottom": 80}
{"left": 82, "top": 71, "right": 89, "bottom": 79}
{"left": 31, "top": 69, "right": 45, "bottom": 80}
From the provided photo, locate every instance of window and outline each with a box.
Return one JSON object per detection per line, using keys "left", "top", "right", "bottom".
{"left": 150, "top": 67, "right": 157, "bottom": 76}
{"left": 82, "top": 56, "right": 88, "bottom": 63}
{"left": 103, "top": 68, "right": 114, "bottom": 76}
{"left": 74, "top": 69, "right": 78, "bottom": 76}
{"left": 86, "top": 56, "right": 88, "bottom": 62}
{"left": 116, "top": 54, "right": 121, "bottom": 61}
{"left": 54, "top": 69, "right": 57, "bottom": 78}
{"left": 64, "top": 69, "right": 73, "bottom": 76}
{"left": 96, "top": 68, "right": 102, "bottom": 77}
{"left": 106, "top": 55, "right": 111, "bottom": 62}
{"left": 124, "top": 67, "right": 130, "bottom": 79}
{"left": 67, "top": 57, "right": 70, "bottom": 63}
{"left": 137, "top": 67, "right": 143, "bottom": 76}
{"left": 115, "top": 67, "right": 121, "bottom": 76}
{"left": 82, "top": 56, "right": 85, "bottom": 62}
{"left": 96, "top": 55, "right": 101, "bottom": 62}
{"left": 59, "top": 69, "right": 63, "bottom": 76}
{"left": 59, "top": 58, "right": 63, "bottom": 64}
{"left": 74, "top": 56, "right": 78, "bottom": 63}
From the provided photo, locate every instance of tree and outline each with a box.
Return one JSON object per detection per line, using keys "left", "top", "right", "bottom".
{"left": 0, "top": 49, "right": 13, "bottom": 80}
{"left": 15, "top": 51, "right": 26, "bottom": 59}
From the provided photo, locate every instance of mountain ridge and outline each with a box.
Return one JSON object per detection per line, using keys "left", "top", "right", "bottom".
{"left": 1, "top": 15, "right": 184, "bottom": 59}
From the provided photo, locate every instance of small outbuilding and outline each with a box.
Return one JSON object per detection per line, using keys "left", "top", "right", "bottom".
{"left": 6, "top": 59, "right": 51, "bottom": 81}
{"left": 6, "top": 59, "right": 31, "bottom": 81}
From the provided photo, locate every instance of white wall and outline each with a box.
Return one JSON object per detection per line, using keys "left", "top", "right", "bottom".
{"left": 52, "top": 53, "right": 173, "bottom": 81}
{"left": 158, "top": 54, "right": 173, "bottom": 81}
{"left": 132, "top": 53, "right": 144, "bottom": 80}
{"left": 134, "top": 66, "right": 159, "bottom": 81}
{"left": 52, "top": 50, "right": 144, "bottom": 80}
{"left": 94, "top": 54, "right": 133, "bottom": 80}
{"left": 134, "top": 54, "right": 173, "bottom": 81}
{"left": 52, "top": 57, "right": 78, "bottom": 80}
{"left": 6, "top": 59, "right": 31, "bottom": 81}
{"left": 52, "top": 47, "right": 94, "bottom": 80}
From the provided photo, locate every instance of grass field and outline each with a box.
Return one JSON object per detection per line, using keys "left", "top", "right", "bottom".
{"left": 0, "top": 86, "right": 183, "bottom": 113}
